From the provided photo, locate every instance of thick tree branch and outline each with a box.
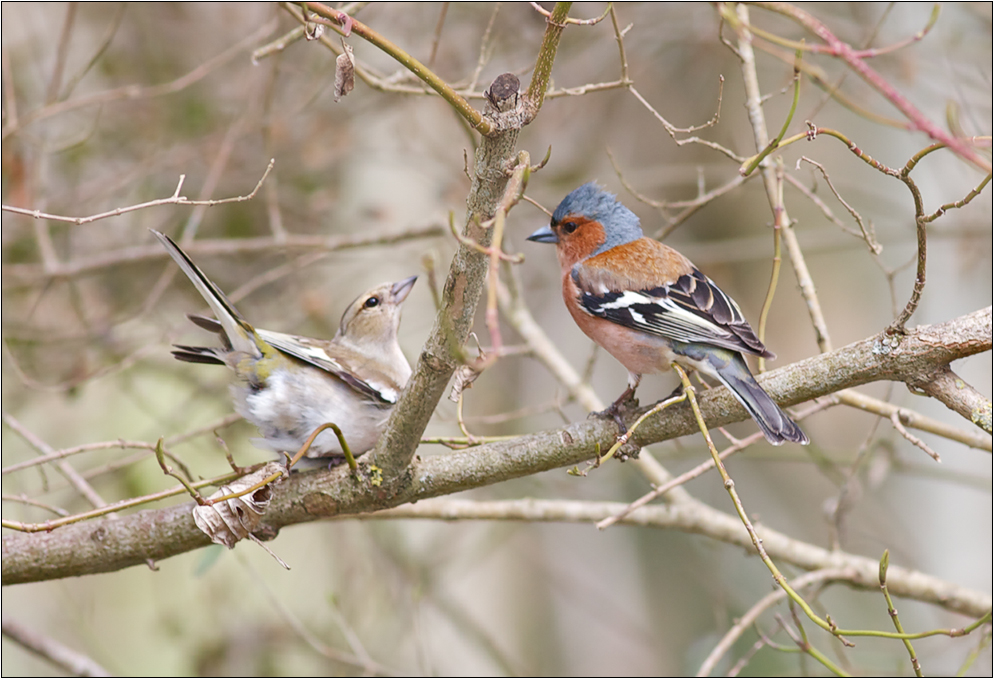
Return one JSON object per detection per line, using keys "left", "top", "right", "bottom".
{"left": 370, "top": 75, "right": 527, "bottom": 480}
{"left": 4, "top": 307, "right": 988, "bottom": 586}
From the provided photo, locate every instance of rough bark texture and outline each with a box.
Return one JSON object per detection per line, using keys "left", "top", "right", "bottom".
{"left": 370, "top": 74, "right": 525, "bottom": 480}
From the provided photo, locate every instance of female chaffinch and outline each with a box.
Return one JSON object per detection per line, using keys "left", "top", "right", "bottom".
{"left": 153, "top": 230, "right": 417, "bottom": 458}
{"left": 527, "top": 183, "right": 808, "bottom": 446}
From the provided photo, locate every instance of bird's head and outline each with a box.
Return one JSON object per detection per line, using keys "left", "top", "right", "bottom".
{"left": 337, "top": 276, "right": 417, "bottom": 351}
{"left": 527, "top": 183, "right": 643, "bottom": 265}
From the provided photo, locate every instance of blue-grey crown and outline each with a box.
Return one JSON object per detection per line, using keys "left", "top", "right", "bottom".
{"left": 553, "top": 182, "right": 643, "bottom": 253}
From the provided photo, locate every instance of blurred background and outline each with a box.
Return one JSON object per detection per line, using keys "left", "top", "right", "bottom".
{"left": 3, "top": 3, "right": 991, "bottom": 676}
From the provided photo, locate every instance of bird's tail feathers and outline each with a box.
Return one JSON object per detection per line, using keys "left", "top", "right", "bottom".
{"left": 171, "top": 345, "right": 226, "bottom": 365}
{"left": 713, "top": 356, "right": 809, "bottom": 446}
{"left": 152, "top": 230, "right": 261, "bottom": 359}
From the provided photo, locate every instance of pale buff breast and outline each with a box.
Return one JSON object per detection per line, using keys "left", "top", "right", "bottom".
{"left": 234, "top": 366, "right": 389, "bottom": 457}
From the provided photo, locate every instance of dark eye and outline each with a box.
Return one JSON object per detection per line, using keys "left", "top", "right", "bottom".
{"left": 561, "top": 220, "right": 578, "bottom": 234}
{"left": 364, "top": 296, "right": 380, "bottom": 308}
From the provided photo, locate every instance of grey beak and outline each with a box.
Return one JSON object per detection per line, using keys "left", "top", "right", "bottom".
{"left": 527, "top": 225, "right": 559, "bottom": 244}
{"left": 391, "top": 275, "right": 418, "bottom": 302}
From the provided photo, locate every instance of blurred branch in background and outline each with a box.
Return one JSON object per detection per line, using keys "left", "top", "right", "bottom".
{"left": 2, "top": 3, "right": 991, "bottom": 677}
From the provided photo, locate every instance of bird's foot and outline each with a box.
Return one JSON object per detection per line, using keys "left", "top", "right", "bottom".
{"left": 282, "top": 453, "right": 350, "bottom": 473}
{"left": 594, "top": 389, "right": 640, "bottom": 437}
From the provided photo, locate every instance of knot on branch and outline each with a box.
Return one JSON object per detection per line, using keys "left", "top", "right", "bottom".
{"left": 483, "top": 73, "right": 526, "bottom": 133}
{"left": 485, "top": 73, "right": 520, "bottom": 113}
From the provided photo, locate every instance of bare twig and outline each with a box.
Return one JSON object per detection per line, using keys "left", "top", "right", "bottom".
{"left": 2, "top": 160, "right": 274, "bottom": 227}
{"left": 2, "top": 618, "right": 110, "bottom": 677}
{"left": 4, "top": 222, "right": 444, "bottom": 283}
{"left": 736, "top": 3, "right": 990, "bottom": 172}
{"left": 59, "top": 3, "right": 128, "bottom": 100}
{"left": 303, "top": 2, "right": 488, "bottom": 133}
{"left": 797, "top": 157, "right": 881, "bottom": 254}
{"left": 834, "top": 389, "right": 991, "bottom": 452}
{"left": 597, "top": 401, "right": 830, "bottom": 530}
{"left": 2, "top": 413, "right": 110, "bottom": 512}
{"left": 45, "top": 4, "right": 78, "bottom": 105}
{"left": 732, "top": 4, "right": 832, "bottom": 355}
{"left": 697, "top": 568, "right": 856, "bottom": 677}
{"left": 890, "top": 412, "right": 941, "bottom": 462}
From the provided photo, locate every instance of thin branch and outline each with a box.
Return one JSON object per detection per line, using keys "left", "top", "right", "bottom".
{"left": 4, "top": 222, "right": 444, "bottom": 283}
{"left": 251, "top": 24, "right": 306, "bottom": 63}
{"left": 834, "top": 389, "right": 990, "bottom": 452}
{"left": 464, "top": 3, "right": 501, "bottom": 93}
{"left": 2, "top": 159, "right": 274, "bottom": 227}
{"left": 697, "top": 568, "right": 856, "bottom": 677}
{"left": 523, "top": 3, "right": 573, "bottom": 121}
{"left": 425, "top": 3, "right": 449, "bottom": 69}
{"left": 356, "top": 501, "right": 991, "bottom": 622}
{"left": 742, "top": 2, "right": 990, "bottom": 172}
{"left": 529, "top": 2, "right": 611, "bottom": 26}
{"left": 2, "top": 467, "right": 244, "bottom": 533}
{"left": 628, "top": 84, "right": 734, "bottom": 158}
{"left": 2, "top": 618, "right": 110, "bottom": 677}
{"left": 597, "top": 400, "right": 830, "bottom": 530}
{"left": 2, "top": 413, "right": 110, "bottom": 511}
{"left": 733, "top": 3, "right": 832, "bottom": 356}
{"left": 1, "top": 495, "right": 70, "bottom": 517}
{"left": 59, "top": 3, "right": 128, "bottom": 100}
{"left": 303, "top": 2, "right": 487, "bottom": 133}
{"left": 890, "top": 412, "right": 941, "bottom": 462}
{"left": 45, "top": 3, "right": 78, "bottom": 105}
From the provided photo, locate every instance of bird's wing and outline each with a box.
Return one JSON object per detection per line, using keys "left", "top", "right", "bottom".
{"left": 573, "top": 261, "right": 774, "bottom": 359}
{"left": 256, "top": 329, "right": 400, "bottom": 404}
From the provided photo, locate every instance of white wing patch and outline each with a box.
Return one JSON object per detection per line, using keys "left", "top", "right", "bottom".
{"left": 595, "top": 290, "right": 648, "bottom": 310}
{"left": 581, "top": 288, "right": 742, "bottom": 350}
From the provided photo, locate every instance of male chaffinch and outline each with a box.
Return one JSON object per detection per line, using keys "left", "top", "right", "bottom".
{"left": 527, "top": 183, "right": 808, "bottom": 446}
{"left": 152, "top": 230, "right": 417, "bottom": 458}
